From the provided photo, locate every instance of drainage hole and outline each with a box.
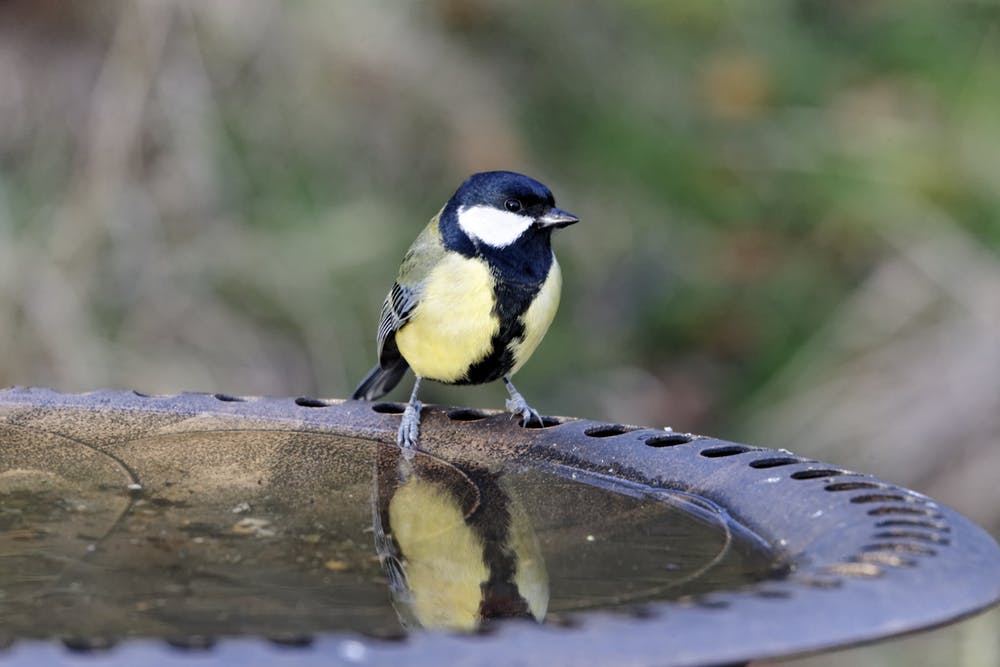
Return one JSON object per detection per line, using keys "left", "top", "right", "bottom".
{"left": 166, "top": 636, "right": 216, "bottom": 651}
{"left": 794, "top": 576, "right": 842, "bottom": 590}
{"left": 584, "top": 424, "right": 637, "bottom": 437}
{"left": 867, "top": 506, "right": 944, "bottom": 518}
{"left": 857, "top": 552, "right": 917, "bottom": 568}
{"left": 133, "top": 390, "right": 170, "bottom": 398}
{"left": 645, "top": 433, "right": 694, "bottom": 447}
{"left": 755, "top": 589, "right": 792, "bottom": 599}
{"left": 447, "top": 408, "right": 489, "bottom": 422}
{"left": 295, "top": 397, "right": 328, "bottom": 408}
{"left": 544, "top": 612, "right": 582, "bottom": 629}
{"left": 360, "top": 627, "right": 407, "bottom": 642}
{"left": 62, "top": 637, "right": 116, "bottom": 652}
{"left": 872, "top": 530, "right": 950, "bottom": 545}
{"left": 213, "top": 393, "right": 246, "bottom": 402}
{"left": 874, "top": 518, "right": 950, "bottom": 532}
{"left": 697, "top": 599, "right": 730, "bottom": 610}
{"left": 684, "top": 595, "right": 730, "bottom": 610}
{"left": 824, "top": 481, "right": 885, "bottom": 492}
{"left": 749, "top": 457, "right": 801, "bottom": 469}
{"left": 791, "top": 469, "right": 846, "bottom": 480}
{"left": 268, "top": 635, "right": 314, "bottom": 648}
{"left": 520, "top": 415, "right": 562, "bottom": 429}
{"left": 372, "top": 402, "right": 406, "bottom": 415}
{"left": 850, "top": 493, "right": 909, "bottom": 504}
{"left": 863, "top": 542, "right": 937, "bottom": 556}
{"left": 700, "top": 445, "right": 753, "bottom": 458}
{"left": 823, "top": 562, "right": 883, "bottom": 578}
{"left": 624, "top": 604, "right": 658, "bottom": 619}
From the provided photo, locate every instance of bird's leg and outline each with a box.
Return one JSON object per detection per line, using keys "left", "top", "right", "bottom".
{"left": 397, "top": 376, "right": 423, "bottom": 455}
{"left": 503, "top": 376, "right": 542, "bottom": 426}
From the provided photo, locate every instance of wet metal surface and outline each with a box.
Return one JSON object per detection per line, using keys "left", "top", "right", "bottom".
{"left": 0, "top": 387, "right": 998, "bottom": 666}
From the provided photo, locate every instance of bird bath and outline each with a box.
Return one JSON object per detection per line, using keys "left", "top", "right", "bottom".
{"left": 0, "top": 387, "right": 998, "bottom": 666}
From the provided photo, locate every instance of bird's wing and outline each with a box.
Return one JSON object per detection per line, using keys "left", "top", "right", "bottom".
{"left": 375, "top": 281, "right": 420, "bottom": 361}
{"left": 375, "top": 216, "right": 446, "bottom": 365}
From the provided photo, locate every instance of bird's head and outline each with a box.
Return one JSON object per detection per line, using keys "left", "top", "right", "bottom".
{"left": 440, "top": 171, "right": 578, "bottom": 252}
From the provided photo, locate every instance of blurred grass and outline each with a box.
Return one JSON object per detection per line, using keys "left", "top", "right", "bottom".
{"left": 1, "top": 1, "right": 999, "bottom": 663}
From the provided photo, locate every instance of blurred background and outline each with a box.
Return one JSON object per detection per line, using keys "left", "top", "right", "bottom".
{"left": 0, "top": 0, "right": 998, "bottom": 663}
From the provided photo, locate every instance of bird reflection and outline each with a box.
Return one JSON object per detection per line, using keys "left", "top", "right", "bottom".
{"left": 372, "top": 445, "right": 548, "bottom": 632}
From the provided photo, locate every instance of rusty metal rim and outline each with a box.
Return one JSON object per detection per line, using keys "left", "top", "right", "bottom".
{"left": 1, "top": 386, "right": 999, "bottom": 667}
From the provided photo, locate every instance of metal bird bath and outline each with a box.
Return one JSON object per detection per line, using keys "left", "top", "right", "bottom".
{"left": 0, "top": 387, "right": 998, "bottom": 666}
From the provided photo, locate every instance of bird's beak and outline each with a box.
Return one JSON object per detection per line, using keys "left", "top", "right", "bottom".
{"left": 536, "top": 208, "right": 580, "bottom": 229}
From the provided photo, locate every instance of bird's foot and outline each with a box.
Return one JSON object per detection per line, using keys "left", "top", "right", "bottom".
{"left": 397, "top": 399, "right": 422, "bottom": 457}
{"left": 505, "top": 391, "right": 543, "bottom": 427}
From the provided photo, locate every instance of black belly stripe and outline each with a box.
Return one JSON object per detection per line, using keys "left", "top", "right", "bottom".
{"left": 458, "top": 279, "right": 540, "bottom": 385}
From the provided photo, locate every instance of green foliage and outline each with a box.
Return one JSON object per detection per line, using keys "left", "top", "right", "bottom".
{"left": 0, "top": 0, "right": 997, "bottom": 435}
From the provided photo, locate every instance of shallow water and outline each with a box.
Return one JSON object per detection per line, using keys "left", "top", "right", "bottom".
{"left": 0, "top": 424, "right": 778, "bottom": 640}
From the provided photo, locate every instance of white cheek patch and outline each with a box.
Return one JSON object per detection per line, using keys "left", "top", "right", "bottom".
{"left": 457, "top": 205, "right": 534, "bottom": 248}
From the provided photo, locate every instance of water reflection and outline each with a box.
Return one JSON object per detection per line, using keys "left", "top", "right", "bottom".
{"left": 0, "top": 422, "right": 778, "bottom": 641}
{"left": 373, "top": 446, "right": 548, "bottom": 631}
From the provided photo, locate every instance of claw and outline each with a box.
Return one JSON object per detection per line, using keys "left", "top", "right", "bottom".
{"left": 395, "top": 377, "right": 423, "bottom": 459}
{"left": 524, "top": 407, "right": 543, "bottom": 427}
{"left": 505, "top": 397, "right": 541, "bottom": 426}
{"left": 397, "top": 399, "right": 422, "bottom": 452}
{"left": 503, "top": 378, "right": 543, "bottom": 427}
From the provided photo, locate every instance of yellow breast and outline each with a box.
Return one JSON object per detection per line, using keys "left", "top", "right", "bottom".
{"left": 394, "top": 253, "right": 498, "bottom": 382}
{"left": 509, "top": 257, "right": 562, "bottom": 376}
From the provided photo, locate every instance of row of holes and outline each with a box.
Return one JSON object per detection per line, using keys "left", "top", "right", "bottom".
{"left": 135, "top": 391, "right": 249, "bottom": 403}
{"left": 676, "top": 586, "right": 797, "bottom": 612}
{"left": 363, "top": 401, "right": 701, "bottom": 445}
{"left": 148, "top": 392, "right": 695, "bottom": 447}
{"left": 145, "top": 393, "right": 345, "bottom": 408}
{"left": 57, "top": 634, "right": 318, "bottom": 654}
{"left": 816, "top": 502, "right": 953, "bottom": 580}
{"left": 822, "top": 536, "right": 944, "bottom": 579}
{"left": 143, "top": 391, "right": 706, "bottom": 451}
{"left": 661, "top": 435, "right": 955, "bottom": 584}
{"left": 688, "top": 449, "right": 951, "bottom": 532}
{"left": 141, "top": 393, "right": 332, "bottom": 407}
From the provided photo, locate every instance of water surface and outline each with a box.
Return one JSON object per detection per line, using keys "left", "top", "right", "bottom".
{"left": 0, "top": 424, "right": 778, "bottom": 640}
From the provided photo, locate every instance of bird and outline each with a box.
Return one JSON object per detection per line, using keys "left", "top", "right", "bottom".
{"left": 352, "top": 170, "right": 578, "bottom": 449}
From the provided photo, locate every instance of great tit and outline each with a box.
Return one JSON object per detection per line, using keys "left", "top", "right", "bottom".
{"left": 352, "top": 171, "right": 578, "bottom": 448}
{"left": 372, "top": 446, "right": 549, "bottom": 631}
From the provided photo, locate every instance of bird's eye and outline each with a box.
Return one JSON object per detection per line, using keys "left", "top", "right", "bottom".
{"left": 504, "top": 199, "right": 523, "bottom": 213}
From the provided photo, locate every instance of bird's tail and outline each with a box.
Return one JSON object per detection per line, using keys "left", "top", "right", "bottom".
{"left": 352, "top": 358, "right": 410, "bottom": 401}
